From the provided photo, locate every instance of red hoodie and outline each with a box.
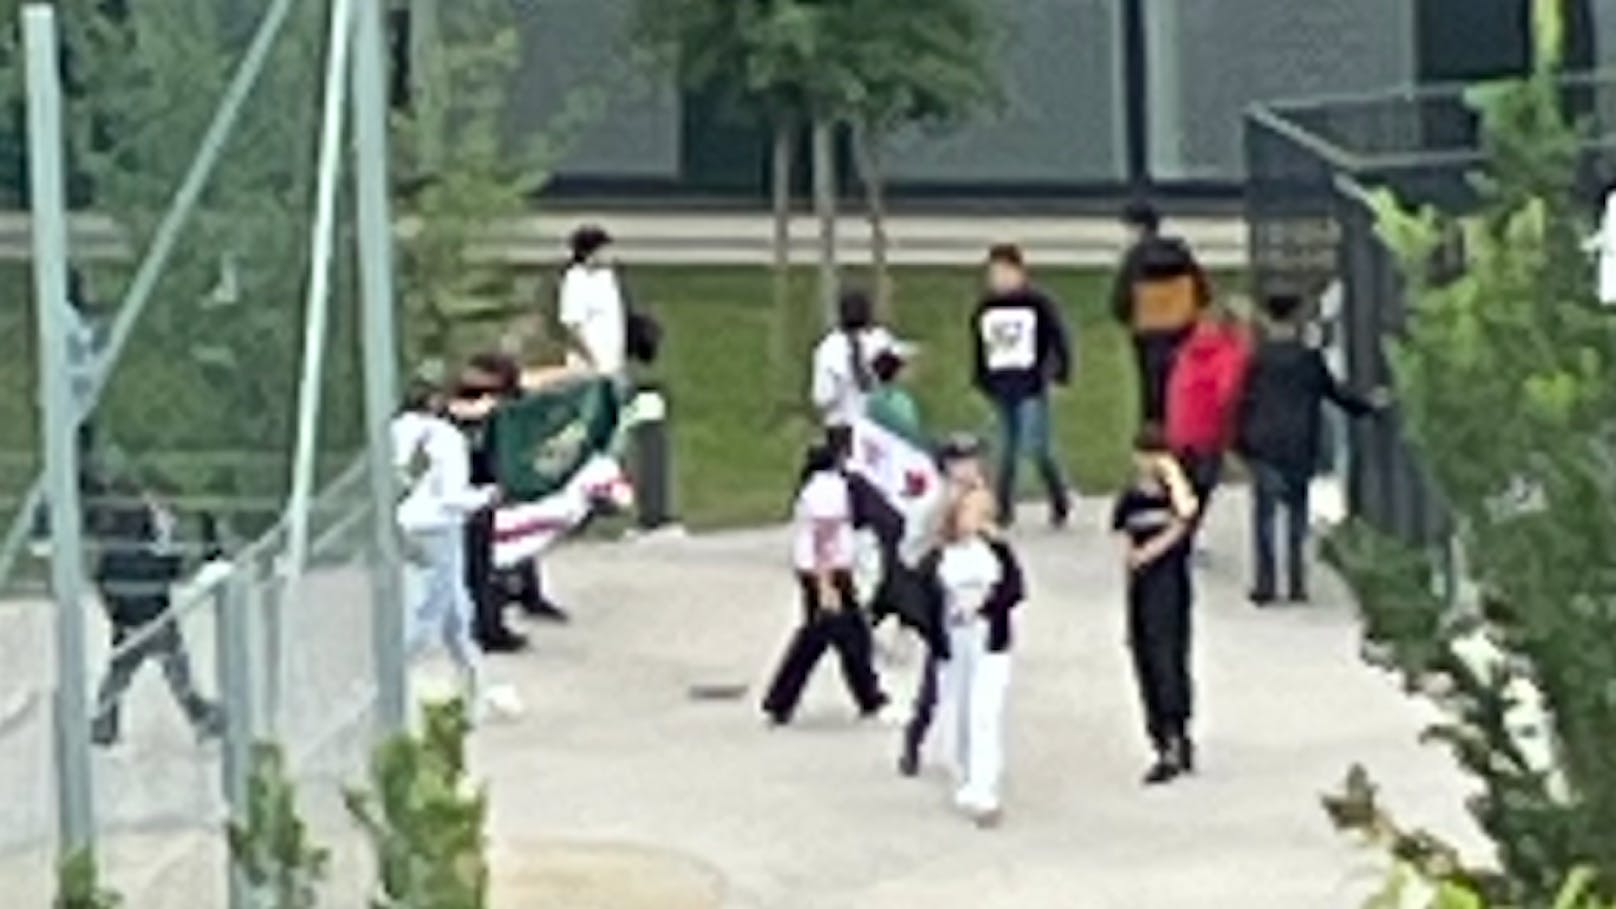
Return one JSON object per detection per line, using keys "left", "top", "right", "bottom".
{"left": 1166, "top": 321, "right": 1251, "bottom": 455}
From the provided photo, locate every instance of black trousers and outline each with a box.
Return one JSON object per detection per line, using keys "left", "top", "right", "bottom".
{"left": 1177, "top": 450, "right": 1224, "bottom": 540}
{"left": 762, "top": 573, "right": 886, "bottom": 721}
{"left": 1128, "top": 556, "right": 1194, "bottom": 751}
{"left": 1134, "top": 332, "right": 1188, "bottom": 425}
{"left": 462, "top": 509, "right": 509, "bottom": 644}
{"left": 902, "top": 652, "right": 940, "bottom": 763}
{"left": 94, "top": 609, "right": 214, "bottom": 737}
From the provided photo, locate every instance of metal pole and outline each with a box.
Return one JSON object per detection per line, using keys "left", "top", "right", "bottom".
{"left": 409, "top": 0, "right": 444, "bottom": 172}
{"left": 213, "top": 571, "right": 255, "bottom": 909}
{"left": 353, "top": 0, "right": 407, "bottom": 734}
{"left": 24, "top": 3, "right": 94, "bottom": 853}
{"left": 285, "top": 0, "right": 358, "bottom": 584}
{"left": 0, "top": 0, "right": 298, "bottom": 593}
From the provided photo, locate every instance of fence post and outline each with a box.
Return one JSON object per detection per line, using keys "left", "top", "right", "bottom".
{"left": 24, "top": 2, "right": 95, "bottom": 854}
{"left": 353, "top": 0, "right": 407, "bottom": 735}
{"left": 215, "top": 568, "right": 255, "bottom": 909}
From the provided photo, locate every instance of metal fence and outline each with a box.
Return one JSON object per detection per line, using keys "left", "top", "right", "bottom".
{"left": 1244, "top": 70, "right": 1616, "bottom": 546}
{"left": 0, "top": 1, "right": 404, "bottom": 906}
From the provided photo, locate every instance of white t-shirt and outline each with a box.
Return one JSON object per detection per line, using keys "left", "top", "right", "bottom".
{"left": 391, "top": 412, "right": 494, "bottom": 533}
{"left": 810, "top": 326, "right": 895, "bottom": 426}
{"left": 791, "top": 471, "right": 856, "bottom": 572}
{"left": 559, "top": 264, "right": 627, "bottom": 375}
{"left": 937, "top": 536, "right": 1001, "bottom": 624}
{"left": 979, "top": 307, "right": 1039, "bottom": 372}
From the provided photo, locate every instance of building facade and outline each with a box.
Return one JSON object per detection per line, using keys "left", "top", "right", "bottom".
{"left": 508, "top": 0, "right": 1609, "bottom": 205}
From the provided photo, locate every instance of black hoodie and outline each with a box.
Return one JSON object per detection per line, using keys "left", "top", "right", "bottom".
{"left": 972, "top": 287, "right": 1071, "bottom": 402}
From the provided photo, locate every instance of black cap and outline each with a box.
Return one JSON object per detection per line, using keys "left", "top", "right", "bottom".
{"left": 1122, "top": 200, "right": 1161, "bottom": 231}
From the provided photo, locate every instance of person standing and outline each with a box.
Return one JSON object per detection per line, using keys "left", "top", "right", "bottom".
{"left": 1112, "top": 426, "right": 1200, "bottom": 785}
{"left": 972, "top": 244, "right": 1073, "bottom": 528}
{"left": 559, "top": 225, "right": 627, "bottom": 379}
{"left": 811, "top": 289, "right": 896, "bottom": 433}
{"left": 392, "top": 379, "right": 499, "bottom": 713}
{"left": 1238, "top": 294, "right": 1383, "bottom": 605}
{"left": 450, "top": 354, "right": 534, "bottom": 651}
{"left": 1110, "top": 202, "right": 1211, "bottom": 424}
{"left": 86, "top": 469, "right": 224, "bottom": 747}
{"left": 761, "top": 444, "right": 889, "bottom": 725}
{"left": 1165, "top": 310, "right": 1251, "bottom": 541}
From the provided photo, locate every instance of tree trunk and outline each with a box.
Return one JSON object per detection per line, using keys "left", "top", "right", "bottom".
{"left": 853, "top": 121, "right": 891, "bottom": 319}
{"left": 768, "top": 121, "right": 798, "bottom": 419}
{"left": 811, "top": 117, "right": 839, "bottom": 327}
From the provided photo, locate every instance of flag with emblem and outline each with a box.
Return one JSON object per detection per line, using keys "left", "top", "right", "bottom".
{"left": 487, "top": 377, "right": 631, "bottom": 566}
{"left": 847, "top": 400, "right": 943, "bottom": 561}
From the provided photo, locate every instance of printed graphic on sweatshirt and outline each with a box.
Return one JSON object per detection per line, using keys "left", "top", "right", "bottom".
{"left": 980, "top": 308, "right": 1038, "bottom": 372}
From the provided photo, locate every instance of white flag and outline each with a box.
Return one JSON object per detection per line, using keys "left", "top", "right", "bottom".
{"left": 847, "top": 416, "right": 944, "bottom": 563}
{"left": 491, "top": 455, "right": 632, "bottom": 568}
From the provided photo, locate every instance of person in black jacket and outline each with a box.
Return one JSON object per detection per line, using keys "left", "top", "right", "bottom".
{"left": 86, "top": 468, "right": 224, "bottom": 747}
{"left": 1237, "top": 294, "right": 1385, "bottom": 605}
{"left": 972, "top": 244, "right": 1072, "bottom": 528}
{"left": 1109, "top": 202, "right": 1212, "bottom": 423}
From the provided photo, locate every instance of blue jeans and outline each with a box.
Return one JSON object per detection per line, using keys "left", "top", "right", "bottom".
{"left": 992, "top": 394, "right": 1069, "bottom": 524}
{"left": 1251, "top": 463, "right": 1311, "bottom": 600}
{"left": 406, "top": 526, "right": 483, "bottom": 700}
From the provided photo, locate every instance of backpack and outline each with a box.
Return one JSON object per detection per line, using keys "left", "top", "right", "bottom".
{"left": 1167, "top": 324, "right": 1250, "bottom": 454}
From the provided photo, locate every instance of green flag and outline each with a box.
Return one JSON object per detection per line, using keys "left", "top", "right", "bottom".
{"left": 490, "top": 377, "right": 620, "bottom": 504}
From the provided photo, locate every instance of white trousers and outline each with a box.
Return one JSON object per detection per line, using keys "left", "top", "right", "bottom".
{"left": 404, "top": 526, "right": 483, "bottom": 707}
{"left": 937, "top": 619, "right": 1012, "bottom": 813}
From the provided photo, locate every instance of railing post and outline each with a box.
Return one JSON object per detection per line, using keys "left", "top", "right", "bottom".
{"left": 215, "top": 567, "right": 255, "bottom": 909}
{"left": 24, "top": 2, "right": 95, "bottom": 854}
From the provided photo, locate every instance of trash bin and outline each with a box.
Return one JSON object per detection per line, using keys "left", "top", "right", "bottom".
{"left": 627, "top": 383, "right": 673, "bottom": 530}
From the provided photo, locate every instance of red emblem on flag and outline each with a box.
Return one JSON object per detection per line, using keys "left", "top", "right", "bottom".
{"left": 903, "top": 469, "right": 928, "bottom": 499}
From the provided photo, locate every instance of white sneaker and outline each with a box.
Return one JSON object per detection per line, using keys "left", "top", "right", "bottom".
{"left": 481, "top": 684, "right": 526, "bottom": 721}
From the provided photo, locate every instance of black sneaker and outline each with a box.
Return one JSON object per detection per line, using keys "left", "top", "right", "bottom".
{"left": 1176, "top": 736, "right": 1196, "bottom": 775}
{"left": 522, "top": 600, "right": 571, "bottom": 624}
{"left": 193, "top": 704, "right": 226, "bottom": 742}
{"left": 1288, "top": 589, "right": 1311, "bottom": 605}
{"left": 479, "top": 629, "right": 530, "bottom": 654}
{"left": 1249, "top": 589, "right": 1277, "bottom": 608}
{"left": 91, "top": 719, "right": 118, "bottom": 749}
{"left": 1142, "top": 758, "right": 1181, "bottom": 786}
{"left": 1050, "top": 498, "right": 1072, "bottom": 530}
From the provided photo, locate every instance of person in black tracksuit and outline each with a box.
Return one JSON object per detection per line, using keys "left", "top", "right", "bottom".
{"left": 761, "top": 445, "right": 888, "bottom": 724}
{"left": 1110, "top": 202, "right": 1211, "bottom": 424}
{"left": 86, "top": 470, "right": 224, "bottom": 747}
{"left": 1112, "top": 427, "right": 1200, "bottom": 785}
{"left": 972, "top": 244, "right": 1073, "bottom": 528}
{"left": 1237, "top": 294, "right": 1383, "bottom": 605}
{"left": 451, "top": 354, "right": 530, "bottom": 653}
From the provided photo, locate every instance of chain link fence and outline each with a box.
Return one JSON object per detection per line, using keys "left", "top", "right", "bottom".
{"left": 1244, "top": 71, "right": 1616, "bottom": 546}
{"left": 0, "top": 0, "right": 402, "bottom": 905}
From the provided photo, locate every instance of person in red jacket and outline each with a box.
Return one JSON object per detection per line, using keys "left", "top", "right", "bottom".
{"left": 1165, "top": 311, "right": 1251, "bottom": 538}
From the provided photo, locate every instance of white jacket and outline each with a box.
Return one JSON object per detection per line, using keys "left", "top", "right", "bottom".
{"left": 390, "top": 412, "right": 494, "bottom": 533}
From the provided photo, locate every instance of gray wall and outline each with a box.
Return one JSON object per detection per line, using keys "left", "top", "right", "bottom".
{"left": 510, "top": 0, "right": 680, "bottom": 178}
{"left": 882, "top": 0, "right": 1125, "bottom": 184}
{"left": 1146, "top": 0, "right": 1415, "bottom": 180}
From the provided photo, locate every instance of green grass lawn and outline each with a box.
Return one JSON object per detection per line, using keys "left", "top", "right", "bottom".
{"left": 630, "top": 266, "right": 1141, "bottom": 529}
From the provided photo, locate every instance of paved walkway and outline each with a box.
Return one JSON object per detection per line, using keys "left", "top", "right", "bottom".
{"left": 474, "top": 490, "right": 1479, "bottom": 909}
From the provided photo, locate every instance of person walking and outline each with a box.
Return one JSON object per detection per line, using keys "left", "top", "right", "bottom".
{"left": 1237, "top": 293, "right": 1384, "bottom": 605}
{"left": 559, "top": 225, "right": 627, "bottom": 380}
{"left": 811, "top": 289, "right": 896, "bottom": 434}
{"left": 392, "top": 378, "right": 500, "bottom": 714}
{"left": 972, "top": 244, "right": 1072, "bottom": 528}
{"left": 1110, "top": 202, "right": 1211, "bottom": 424}
{"left": 761, "top": 444, "right": 889, "bottom": 725}
{"left": 86, "top": 469, "right": 224, "bottom": 747}
{"left": 1112, "top": 426, "right": 1200, "bottom": 785}
{"left": 1165, "top": 309, "right": 1251, "bottom": 542}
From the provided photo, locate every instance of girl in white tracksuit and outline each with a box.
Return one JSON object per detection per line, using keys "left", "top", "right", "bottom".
{"left": 391, "top": 381, "right": 498, "bottom": 710}
{"left": 931, "top": 487, "right": 1024, "bottom": 826}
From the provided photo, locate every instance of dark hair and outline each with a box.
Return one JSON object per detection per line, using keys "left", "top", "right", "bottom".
{"left": 934, "top": 432, "right": 985, "bottom": 468}
{"left": 401, "top": 377, "right": 442, "bottom": 414}
{"left": 986, "top": 243, "right": 1025, "bottom": 269}
{"left": 568, "top": 225, "right": 613, "bottom": 265}
{"left": 1122, "top": 200, "right": 1161, "bottom": 232}
{"left": 838, "top": 290, "right": 876, "bottom": 393}
{"left": 1133, "top": 422, "right": 1170, "bottom": 454}
{"left": 465, "top": 352, "right": 522, "bottom": 396}
{"left": 1262, "top": 293, "right": 1305, "bottom": 323}
{"left": 797, "top": 443, "right": 842, "bottom": 489}
{"left": 871, "top": 349, "right": 904, "bottom": 384}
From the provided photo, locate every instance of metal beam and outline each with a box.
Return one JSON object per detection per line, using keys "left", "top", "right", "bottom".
{"left": 24, "top": 2, "right": 94, "bottom": 853}
{"left": 353, "top": 0, "right": 408, "bottom": 735}
{"left": 284, "top": 0, "right": 359, "bottom": 584}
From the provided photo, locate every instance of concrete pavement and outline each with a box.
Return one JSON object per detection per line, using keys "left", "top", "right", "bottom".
{"left": 474, "top": 489, "right": 1480, "bottom": 909}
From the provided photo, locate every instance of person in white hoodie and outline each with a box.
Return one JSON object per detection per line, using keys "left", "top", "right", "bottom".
{"left": 391, "top": 379, "right": 500, "bottom": 714}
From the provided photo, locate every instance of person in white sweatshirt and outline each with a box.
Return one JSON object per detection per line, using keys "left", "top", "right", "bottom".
{"left": 391, "top": 379, "right": 500, "bottom": 714}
